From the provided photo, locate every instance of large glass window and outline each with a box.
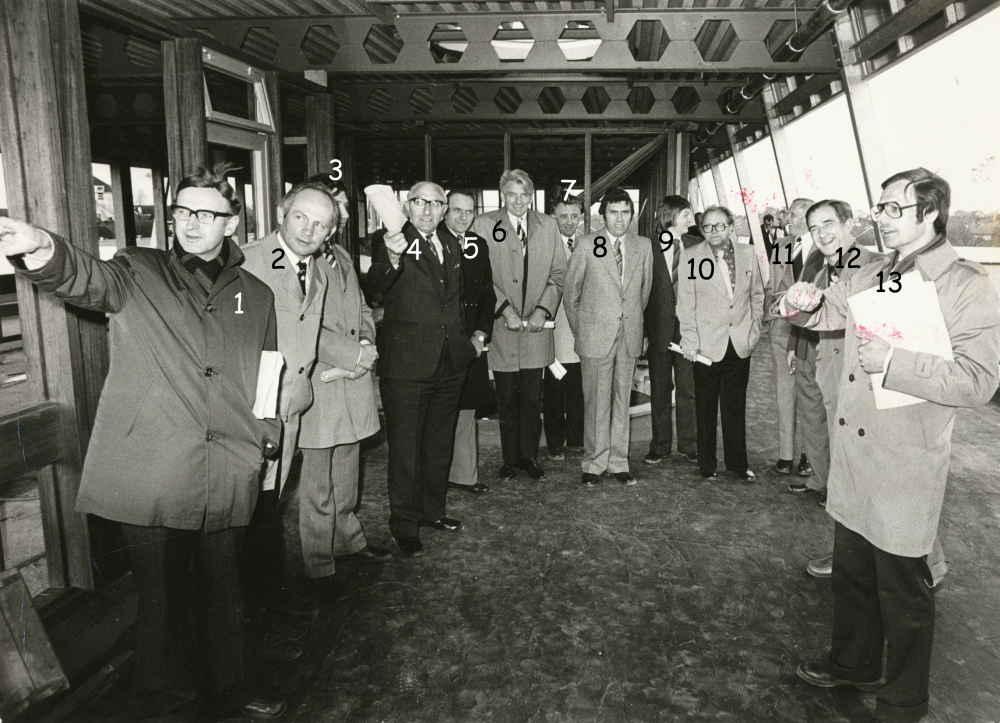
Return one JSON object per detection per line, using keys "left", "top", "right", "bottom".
{"left": 741, "top": 136, "right": 787, "bottom": 220}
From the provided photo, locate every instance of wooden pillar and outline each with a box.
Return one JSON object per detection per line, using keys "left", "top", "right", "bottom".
{"left": 305, "top": 93, "right": 336, "bottom": 178}
{"left": 110, "top": 161, "right": 136, "bottom": 248}
{"left": 583, "top": 131, "right": 592, "bottom": 233}
{"left": 676, "top": 131, "right": 691, "bottom": 199}
{"left": 263, "top": 70, "right": 283, "bottom": 235}
{"left": 163, "top": 37, "right": 207, "bottom": 198}
{"left": 337, "top": 132, "right": 358, "bottom": 261}
{"left": 424, "top": 133, "right": 433, "bottom": 182}
{"left": 503, "top": 132, "right": 511, "bottom": 173}
{"left": 151, "top": 165, "right": 168, "bottom": 250}
{"left": 760, "top": 84, "right": 801, "bottom": 206}
{"left": 0, "top": 0, "right": 107, "bottom": 591}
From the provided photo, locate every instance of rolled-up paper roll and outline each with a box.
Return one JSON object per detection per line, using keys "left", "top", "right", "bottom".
{"left": 521, "top": 320, "right": 557, "bottom": 329}
{"left": 364, "top": 184, "right": 408, "bottom": 234}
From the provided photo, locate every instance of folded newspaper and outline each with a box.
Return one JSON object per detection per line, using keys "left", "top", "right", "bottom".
{"left": 253, "top": 351, "right": 284, "bottom": 419}
{"left": 364, "top": 184, "right": 408, "bottom": 234}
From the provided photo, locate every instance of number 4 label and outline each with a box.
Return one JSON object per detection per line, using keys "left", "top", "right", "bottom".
{"left": 406, "top": 238, "right": 421, "bottom": 260}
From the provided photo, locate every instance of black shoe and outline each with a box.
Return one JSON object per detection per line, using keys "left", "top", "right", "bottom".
{"left": 256, "top": 633, "right": 303, "bottom": 663}
{"left": 682, "top": 451, "right": 699, "bottom": 464}
{"left": 795, "top": 660, "right": 880, "bottom": 692}
{"left": 546, "top": 447, "right": 565, "bottom": 461}
{"left": 518, "top": 458, "right": 546, "bottom": 480}
{"left": 788, "top": 483, "right": 811, "bottom": 493}
{"left": 739, "top": 469, "right": 756, "bottom": 483}
{"left": 774, "top": 459, "right": 794, "bottom": 475}
{"left": 498, "top": 464, "right": 518, "bottom": 480}
{"left": 797, "top": 454, "right": 813, "bottom": 476}
{"left": 615, "top": 471, "right": 637, "bottom": 485}
{"left": 447, "top": 481, "right": 490, "bottom": 494}
{"left": 644, "top": 452, "right": 664, "bottom": 464}
{"left": 422, "top": 517, "right": 463, "bottom": 532}
{"left": 565, "top": 444, "right": 585, "bottom": 453}
{"left": 393, "top": 535, "right": 426, "bottom": 557}
{"left": 228, "top": 689, "right": 288, "bottom": 720}
{"left": 700, "top": 469, "right": 718, "bottom": 479}
{"left": 338, "top": 544, "right": 391, "bottom": 562}
{"left": 581, "top": 473, "right": 599, "bottom": 487}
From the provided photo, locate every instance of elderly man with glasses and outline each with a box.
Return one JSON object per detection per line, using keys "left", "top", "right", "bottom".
{"left": 369, "top": 181, "right": 478, "bottom": 557}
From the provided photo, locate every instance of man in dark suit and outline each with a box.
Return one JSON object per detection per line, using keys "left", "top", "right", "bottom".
{"left": 369, "top": 181, "right": 477, "bottom": 557}
{"left": 644, "top": 195, "right": 698, "bottom": 466}
{"left": 444, "top": 189, "right": 496, "bottom": 495}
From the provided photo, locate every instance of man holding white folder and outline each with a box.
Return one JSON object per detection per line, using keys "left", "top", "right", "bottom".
{"left": 782, "top": 169, "right": 1000, "bottom": 723}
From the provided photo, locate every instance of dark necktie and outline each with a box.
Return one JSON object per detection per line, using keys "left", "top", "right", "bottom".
{"left": 517, "top": 219, "right": 527, "bottom": 248}
{"left": 296, "top": 261, "right": 307, "bottom": 295}
{"left": 566, "top": 237, "right": 574, "bottom": 252}
{"left": 322, "top": 240, "right": 336, "bottom": 265}
{"left": 792, "top": 237, "right": 804, "bottom": 279}
{"left": 613, "top": 237, "right": 623, "bottom": 282}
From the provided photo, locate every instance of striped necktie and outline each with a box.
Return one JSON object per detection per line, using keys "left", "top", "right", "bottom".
{"left": 613, "top": 237, "right": 623, "bottom": 282}
{"left": 517, "top": 219, "right": 527, "bottom": 248}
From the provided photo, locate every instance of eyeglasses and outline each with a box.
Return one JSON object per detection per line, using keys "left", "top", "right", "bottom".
{"left": 409, "top": 197, "right": 445, "bottom": 210}
{"left": 871, "top": 202, "right": 918, "bottom": 219}
{"left": 170, "top": 205, "right": 233, "bottom": 224}
{"left": 701, "top": 222, "right": 731, "bottom": 233}
{"left": 307, "top": 174, "right": 347, "bottom": 197}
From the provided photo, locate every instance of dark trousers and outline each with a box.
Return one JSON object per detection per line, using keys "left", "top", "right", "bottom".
{"left": 494, "top": 367, "right": 544, "bottom": 465}
{"left": 648, "top": 331, "right": 697, "bottom": 457}
{"left": 121, "top": 523, "right": 245, "bottom": 704}
{"left": 827, "top": 522, "right": 934, "bottom": 723}
{"left": 692, "top": 340, "right": 751, "bottom": 473}
{"left": 243, "top": 488, "right": 287, "bottom": 623}
{"left": 380, "top": 347, "right": 465, "bottom": 538}
{"left": 543, "top": 362, "right": 584, "bottom": 451}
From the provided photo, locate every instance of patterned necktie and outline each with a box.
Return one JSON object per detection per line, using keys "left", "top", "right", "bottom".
{"left": 566, "top": 237, "right": 574, "bottom": 252}
{"left": 296, "top": 261, "right": 307, "bottom": 295}
{"left": 613, "top": 237, "right": 623, "bottom": 282}
{"left": 323, "top": 240, "right": 336, "bottom": 265}
{"left": 517, "top": 219, "right": 527, "bottom": 248}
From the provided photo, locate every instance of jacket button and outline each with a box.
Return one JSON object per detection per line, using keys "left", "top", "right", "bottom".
{"left": 204, "top": 367, "right": 216, "bottom": 376}
{"left": 205, "top": 432, "right": 215, "bottom": 442}
{"left": 858, "top": 428, "right": 865, "bottom": 437}
{"left": 300, "top": 314, "right": 305, "bottom": 321}
{"left": 839, "top": 418, "right": 846, "bottom": 426}
{"left": 351, "top": 329, "right": 355, "bottom": 335}
{"left": 849, "top": 373, "right": 855, "bottom": 382}
{"left": 205, "top": 304, "right": 216, "bottom": 313}
{"left": 298, "top": 367, "right": 305, "bottom": 374}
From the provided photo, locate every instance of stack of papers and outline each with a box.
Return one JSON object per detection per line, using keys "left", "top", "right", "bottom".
{"left": 253, "top": 351, "right": 284, "bottom": 419}
{"left": 847, "top": 270, "right": 953, "bottom": 410}
{"left": 364, "top": 185, "right": 408, "bottom": 234}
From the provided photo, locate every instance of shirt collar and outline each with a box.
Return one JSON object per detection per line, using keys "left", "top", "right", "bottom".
{"left": 277, "top": 231, "right": 310, "bottom": 267}
{"left": 508, "top": 211, "right": 527, "bottom": 229}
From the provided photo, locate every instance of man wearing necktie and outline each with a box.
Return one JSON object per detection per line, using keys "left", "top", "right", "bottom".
{"left": 678, "top": 205, "right": 764, "bottom": 482}
{"left": 370, "top": 182, "right": 477, "bottom": 557}
{"left": 543, "top": 196, "right": 586, "bottom": 461}
{"left": 644, "top": 195, "right": 699, "bottom": 466}
{"left": 764, "top": 198, "right": 815, "bottom": 478}
{"left": 472, "top": 169, "right": 566, "bottom": 481}
{"left": 564, "top": 187, "right": 653, "bottom": 487}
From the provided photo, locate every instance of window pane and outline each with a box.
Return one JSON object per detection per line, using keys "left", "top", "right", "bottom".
{"left": 742, "top": 136, "right": 787, "bottom": 219}
{"left": 696, "top": 169, "right": 718, "bottom": 209}
{"left": 205, "top": 66, "right": 255, "bottom": 121}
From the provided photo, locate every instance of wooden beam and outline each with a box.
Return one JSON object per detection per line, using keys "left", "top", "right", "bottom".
{"left": 424, "top": 133, "right": 433, "bottom": 181}
{"left": 306, "top": 93, "right": 336, "bottom": 178}
{"left": 503, "top": 132, "right": 511, "bottom": 172}
{"left": 151, "top": 165, "right": 168, "bottom": 250}
{"left": 0, "top": 402, "right": 62, "bottom": 482}
{"left": 851, "top": 0, "right": 955, "bottom": 63}
{"left": 676, "top": 130, "right": 692, "bottom": 197}
{"left": 263, "top": 70, "right": 284, "bottom": 235}
{"left": 110, "top": 161, "right": 137, "bottom": 249}
{"left": 163, "top": 37, "right": 207, "bottom": 199}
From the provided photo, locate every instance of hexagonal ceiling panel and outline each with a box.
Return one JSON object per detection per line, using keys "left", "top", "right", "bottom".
{"left": 581, "top": 86, "right": 611, "bottom": 114}
{"left": 367, "top": 88, "right": 394, "bottom": 114}
{"left": 301, "top": 25, "right": 341, "bottom": 65}
{"left": 364, "top": 24, "right": 404, "bottom": 64}
{"left": 538, "top": 87, "right": 566, "bottom": 114}
{"left": 627, "top": 20, "right": 669, "bottom": 62}
{"left": 696, "top": 20, "right": 740, "bottom": 63}
{"left": 452, "top": 87, "right": 477, "bottom": 114}
{"left": 429, "top": 23, "right": 467, "bottom": 64}
{"left": 241, "top": 26, "right": 279, "bottom": 62}
{"left": 626, "top": 87, "right": 655, "bottom": 115}
{"left": 558, "top": 20, "right": 601, "bottom": 62}
{"left": 124, "top": 35, "right": 159, "bottom": 67}
{"left": 409, "top": 88, "right": 434, "bottom": 114}
{"left": 494, "top": 87, "right": 522, "bottom": 114}
{"left": 671, "top": 86, "right": 700, "bottom": 115}
{"left": 491, "top": 21, "right": 534, "bottom": 62}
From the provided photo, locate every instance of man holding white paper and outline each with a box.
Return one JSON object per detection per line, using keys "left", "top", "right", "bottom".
{"left": 782, "top": 169, "right": 1000, "bottom": 723}
{"left": 564, "top": 187, "right": 653, "bottom": 487}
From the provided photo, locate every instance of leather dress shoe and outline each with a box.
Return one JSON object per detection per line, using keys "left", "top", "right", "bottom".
{"left": 498, "top": 464, "right": 518, "bottom": 480}
{"left": 422, "top": 517, "right": 463, "bottom": 532}
{"left": 739, "top": 469, "right": 757, "bottom": 483}
{"left": 581, "top": 473, "right": 599, "bottom": 487}
{"left": 565, "top": 444, "right": 585, "bottom": 453}
{"left": 774, "top": 459, "right": 794, "bottom": 475}
{"left": 338, "top": 545, "right": 391, "bottom": 562}
{"left": 616, "top": 471, "right": 637, "bottom": 486}
{"left": 392, "top": 535, "right": 426, "bottom": 557}
{"left": 644, "top": 452, "right": 664, "bottom": 464}
{"left": 681, "top": 451, "right": 699, "bottom": 464}
{"left": 447, "top": 481, "right": 489, "bottom": 494}
{"left": 518, "top": 458, "right": 546, "bottom": 480}
{"left": 228, "top": 689, "right": 288, "bottom": 720}
{"left": 546, "top": 447, "right": 565, "bottom": 461}
{"left": 700, "top": 469, "right": 718, "bottom": 479}
{"left": 797, "top": 454, "right": 814, "bottom": 476}
{"left": 807, "top": 556, "right": 833, "bottom": 578}
{"left": 796, "top": 660, "right": 879, "bottom": 691}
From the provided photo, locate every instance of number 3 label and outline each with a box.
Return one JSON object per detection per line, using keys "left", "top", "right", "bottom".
{"left": 329, "top": 159, "right": 342, "bottom": 181}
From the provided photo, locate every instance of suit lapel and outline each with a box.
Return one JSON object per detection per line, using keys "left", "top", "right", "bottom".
{"left": 704, "top": 243, "right": 728, "bottom": 299}
{"left": 305, "top": 259, "right": 329, "bottom": 309}
{"left": 622, "top": 234, "right": 641, "bottom": 289}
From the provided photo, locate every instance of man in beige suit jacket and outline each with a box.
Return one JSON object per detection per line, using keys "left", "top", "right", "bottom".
{"left": 678, "top": 205, "right": 765, "bottom": 481}
{"left": 564, "top": 187, "right": 653, "bottom": 487}
{"left": 472, "top": 169, "right": 566, "bottom": 481}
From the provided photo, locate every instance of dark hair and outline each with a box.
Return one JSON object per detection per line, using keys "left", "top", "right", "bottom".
{"left": 881, "top": 167, "right": 950, "bottom": 235}
{"left": 807, "top": 199, "right": 853, "bottom": 225}
{"left": 656, "top": 195, "right": 692, "bottom": 230}
{"left": 177, "top": 162, "right": 241, "bottom": 215}
{"left": 762, "top": 214, "right": 774, "bottom": 223}
{"left": 447, "top": 188, "right": 478, "bottom": 211}
{"left": 554, "top": 195, "right": 584, "bottom": 214}
{"left": 279, "top": 181, "right": 340, "bottom": 220}
{"left": 598, "top": 186, "right": 634, "bottom": 218}
{"left": 701, "top": 205, "right": 734, "bottom": 226}
{"left": 308, "top": 173, "right": 348, "bottom": 199}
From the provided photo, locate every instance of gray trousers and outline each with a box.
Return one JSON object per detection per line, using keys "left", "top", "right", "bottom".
{"left": 448, "top": 408, "right": 479, "bottom": 486}
{"left": 299, "top": 443, "right": 367, "bottom": 578}
{"left": 581, "top": 325, "right": 636, "bottom": 475}
{"left": 795, "top": 342, "right": 830, "bottom": 492}
{"left": 768, "top": 319, "right": 801, "bottom": 460}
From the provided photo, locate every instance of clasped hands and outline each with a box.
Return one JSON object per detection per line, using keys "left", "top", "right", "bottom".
{"left": 503, "top": 306, "right": 546, "bottom": 333}
{"left": 349, "top": 342, "right": 378, "bottom": 380}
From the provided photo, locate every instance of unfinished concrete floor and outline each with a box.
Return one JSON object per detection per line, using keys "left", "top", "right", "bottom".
{"left": 70, "top": 348, "right": 1000, "bottom": 723}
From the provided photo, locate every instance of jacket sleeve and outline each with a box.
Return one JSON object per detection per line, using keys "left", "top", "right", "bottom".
{"left": 676, "top": 247, "right": 699, "bottom": 350}
{"left": 368, "top": 230, "right": 405, "bottom": 295}
{"left": 641, "top": 242, "right": 654, "bottom": 310}
{"left": 317, "top": 268, "right": 367, "bottom": 370}
{"left": 563, "top": 239, "right": 586, "bottom": 336}
{"left": 360, "top": 285, "right": 376, "bottom": 345}
{"left": 17, "top": 231, "right": 134, "bottom": 313}
{"left": 784, "top": 276, "right": 852, "bottom": 332}
{"left": 475, "top": 237, "right": 497, "bottom": 341}
{"left": 535, "top": 220, "right": 565, "bottom": 318}
{"left": 474, "top": 214, "right": 513, "bottom": 317}
{"left": 883, "top": 271, "right": 1000, "bottom": 408}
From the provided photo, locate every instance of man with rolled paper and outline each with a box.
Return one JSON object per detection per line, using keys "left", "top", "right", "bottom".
{"left": 369, "top": 181, "right": 477, "bottom": 557}
{"left": 781, "top": 169, "right": 1000, "bottom": 723}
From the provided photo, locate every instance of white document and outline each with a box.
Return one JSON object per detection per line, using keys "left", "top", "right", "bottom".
{"left": 548, "top": 359, "right": 567, "bottom": 380}
{"left": 522, "top": 320, "right": 556, "bottom": 329}
{"left": 364, "top": 184, "right": 408, "bottom": 234}
{"left": 253, "top": 351, "right": 284, "bottom": 420}
{"left": 847, "top": 270, "right": 953, "bottom": 410}
{"left": 668, "top": 342, "right": 713, "bottom": 366}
